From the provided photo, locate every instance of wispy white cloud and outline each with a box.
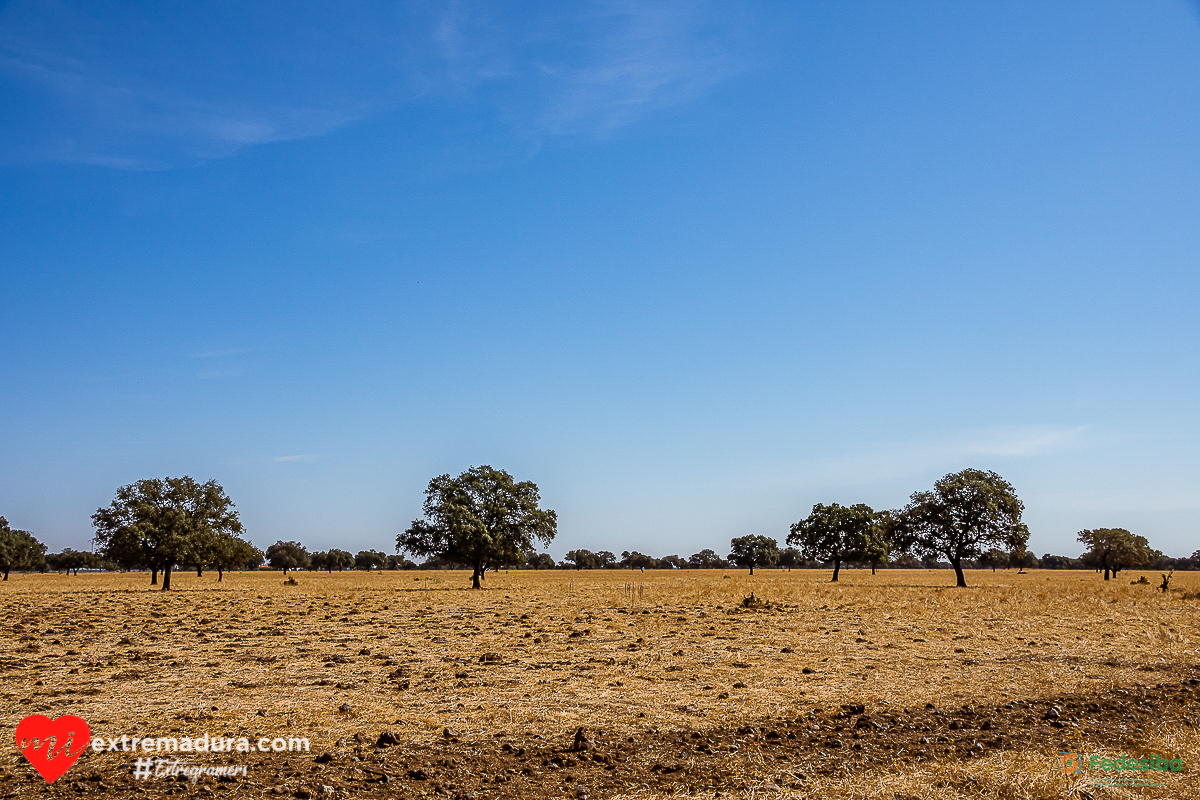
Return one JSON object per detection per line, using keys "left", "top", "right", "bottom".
{"left": 434, "top": 0, "right": 743, "bottom": 137}
{"left": 1032, "top": 488, "right": 1200, "bottom": 515}
{"left": 770, "top": 425, "right": 1088, "bottom": 491}
{"left": 0, "top": 4, "right": 386, "bottom": 166}
{"left": 274, "top": 454, "right": 320, "bottom": 463}
{"left": 954, "top": 426, "right": 1085, "bottom": 458}
{"left": 0, "top": 0, "right": 748, "bottom": 167}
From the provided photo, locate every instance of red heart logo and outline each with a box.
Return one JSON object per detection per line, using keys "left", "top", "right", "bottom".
{"left": 14, "top": 714, "right": 90, "bottom": 783}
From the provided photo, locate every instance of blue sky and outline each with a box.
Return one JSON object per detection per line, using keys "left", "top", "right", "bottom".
{"left": 2, "top": 1, "right": 1198, "bottom": 559}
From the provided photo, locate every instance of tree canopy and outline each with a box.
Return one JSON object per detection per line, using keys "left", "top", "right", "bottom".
{"left": 0, "top": 517, "right": 47, "bottom": 580}
{"left": 92, "top": 477, "right": 246, "bottom": 590}
{"left": 564, "top": 549, "right": 603, "bottom": 570}
{"left": 1078, "top": 528, "right": 1155, "bottom": 580}
{"left": 312, "top": 548, "right": 354, "bottom": 572}
{"left": 46, "top": 548, "right": 101, "bottom": 575}
{"left": 526, "top": 552, "right": 555, "bottom": 570}
{"left": 266, "top": 540, "right": 310, "bottom": 574}
{"left": 397, "top": 465, "right": 557, "bottom": 589}
{"left": 620, "top": 550, "right": 658, "bottom": 569}
{"left": 978, "top": 548, "right": 1010, "bottom": 572}
{"left": 355, "top": 549, "right": 388, "bottom": 570}
{"left": 728, "top": 535, "right": 779, "bottom": 575}
{"left": 887, "top": 468, "right": 1029, "bottom": 587}
{"left": 688, "top": 549, "right": 730, "bottom": 569}
{"left": 209, "top": 534, "right": 262, "bottom": 580}
{"left": 787, "top": 502, "right": 884, "bottom": 582}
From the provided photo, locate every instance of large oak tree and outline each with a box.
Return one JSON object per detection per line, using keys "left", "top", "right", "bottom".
{"left": 888, "top": 468, "right": 1029, "bottom": 588}
{"left": 788, "top": 502, "right": 885, "bottom": 582}
{"left": 1077, "top": 528, "right": 1155, "bottom": 580}
{"left": 92, "top": 477, "right": 246, "bottom": 590}
{"left": 397, "top": 465, "right": 557, "bottom": 589}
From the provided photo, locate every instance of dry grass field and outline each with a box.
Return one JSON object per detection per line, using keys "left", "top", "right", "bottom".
{"left": 2, "top": 567, "right": 1198, "bottom": 799}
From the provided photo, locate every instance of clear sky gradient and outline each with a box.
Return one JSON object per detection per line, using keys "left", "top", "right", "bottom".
{"left": 2, "top": 1, "right": 1198, "bottom": 559}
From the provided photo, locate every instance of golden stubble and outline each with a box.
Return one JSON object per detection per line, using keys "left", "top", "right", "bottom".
{"left": 1, "top": 567, "right": 1196, "bottom": 798}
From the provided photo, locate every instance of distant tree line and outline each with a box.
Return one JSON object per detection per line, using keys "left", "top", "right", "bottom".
{"left": 262, "top": 541, "right": 419, "bottom": 573}
{"left": 2, "top": 466, "right": 1197, "bottom": 591}
{"left": 711, "top": 469, "right": 1199, "bottom": 586}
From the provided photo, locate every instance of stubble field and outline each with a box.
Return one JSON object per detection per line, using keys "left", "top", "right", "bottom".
{"left": 2, "top": 568, "right": 1198, "bottom": 799}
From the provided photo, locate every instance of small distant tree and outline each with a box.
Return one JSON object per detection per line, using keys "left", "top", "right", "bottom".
{"left": 865, "top": 510, "right": 896, "bottom": 575}
{"left": 595, "top": 550, "right": 617, "bottom": 568}
{"left": 355, "top": 550, "right": 388, "bottom": 571}
{"left": 788, "top": 503, "right": 882, "bottom": 582}
{"left": 862, "top": 533, "right": 889, "bottom": 575}
{"left": 728, "top": 535, "right": 779, "bottom": 576}
{"left": 1012, "top": 550, "right": 1038, "bottom": 570}
{"left": 1040, "top": 553, "right": 1077, "bottom": 570}
{"left": 659, "top": 554, "right": 687, "bottom": 569}
{"left": 888, "top": 468, "right": 1029, "bottom": 588}
{"left": 620, "top": 550, "right": 658, "bottom": 570}
{"left": 526, "top": 552, "right": 555, "bottom": 570}
{"left": 266, "top": 541, "right": 310, "bottom": 574}
{"left": 397, "top": 465, "right": 557, "bottom": 589}
{"left": 978, "top": 548, "right": 1009, "bottom": 572}
{"left": 1155, "top": 553, "right": 1184, "bottom": 571}
{"left": 687, "top": 548, "right": 730, "bottom": 569}
{"left": 211, "top": 535, "right": 263, "bottom": 581}
{"left": 386, "top": 554, "right": 416, "bottom": 570}
{"left": 92, "top": 477, "right": 245, "bottom": 590}
{"left": 323, "top": 549, "right": 354, "bottom": 572}
{"left": 46, "top": 548, "right": 101, "bottom": 575}
{"left": 1078, "top": 529, "right": 1155, "bottom": 581}
{"left": 776, "top": 547, "right": 802, "bottom": 570}
{"left": 0, "top": 519, "right": 47, "bottom": 580}
{"left": 564, "top": 549, "right": 602, "bottom": 570}
{"left": 891, "top": 553, "right": 922, "bottom": 569}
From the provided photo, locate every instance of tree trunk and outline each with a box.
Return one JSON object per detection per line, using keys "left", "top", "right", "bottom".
{"left": 871, "top": 563, "right": 876, "bottom": 575}
{"left": 471, "top": 564, "right": 483, "bottom": 589}
{"left": 749, "top": 564, "right": 754, "bottom": 575}
{"left": 162, "top": 564, "right": 173, "bottom": 591}
{"left": 151, "top": 568, "right": 158, "bottom": 585}
{"left": 2, "top": 569, "right": 8, "bottom": 581}
{"left": 831, "top": 559, "right": 840, "bottom": 582}
{"left": 951, "top": 558, "right": 967, "bottom": 588}
{"left": 1103, "top": 566, "right": 1111, "bottom": 580}
{"left": 196, "top": 566, "right": 203, "bottom": 577}
{"left": 217, "top": 567, "right": 224, "bottom": 582}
